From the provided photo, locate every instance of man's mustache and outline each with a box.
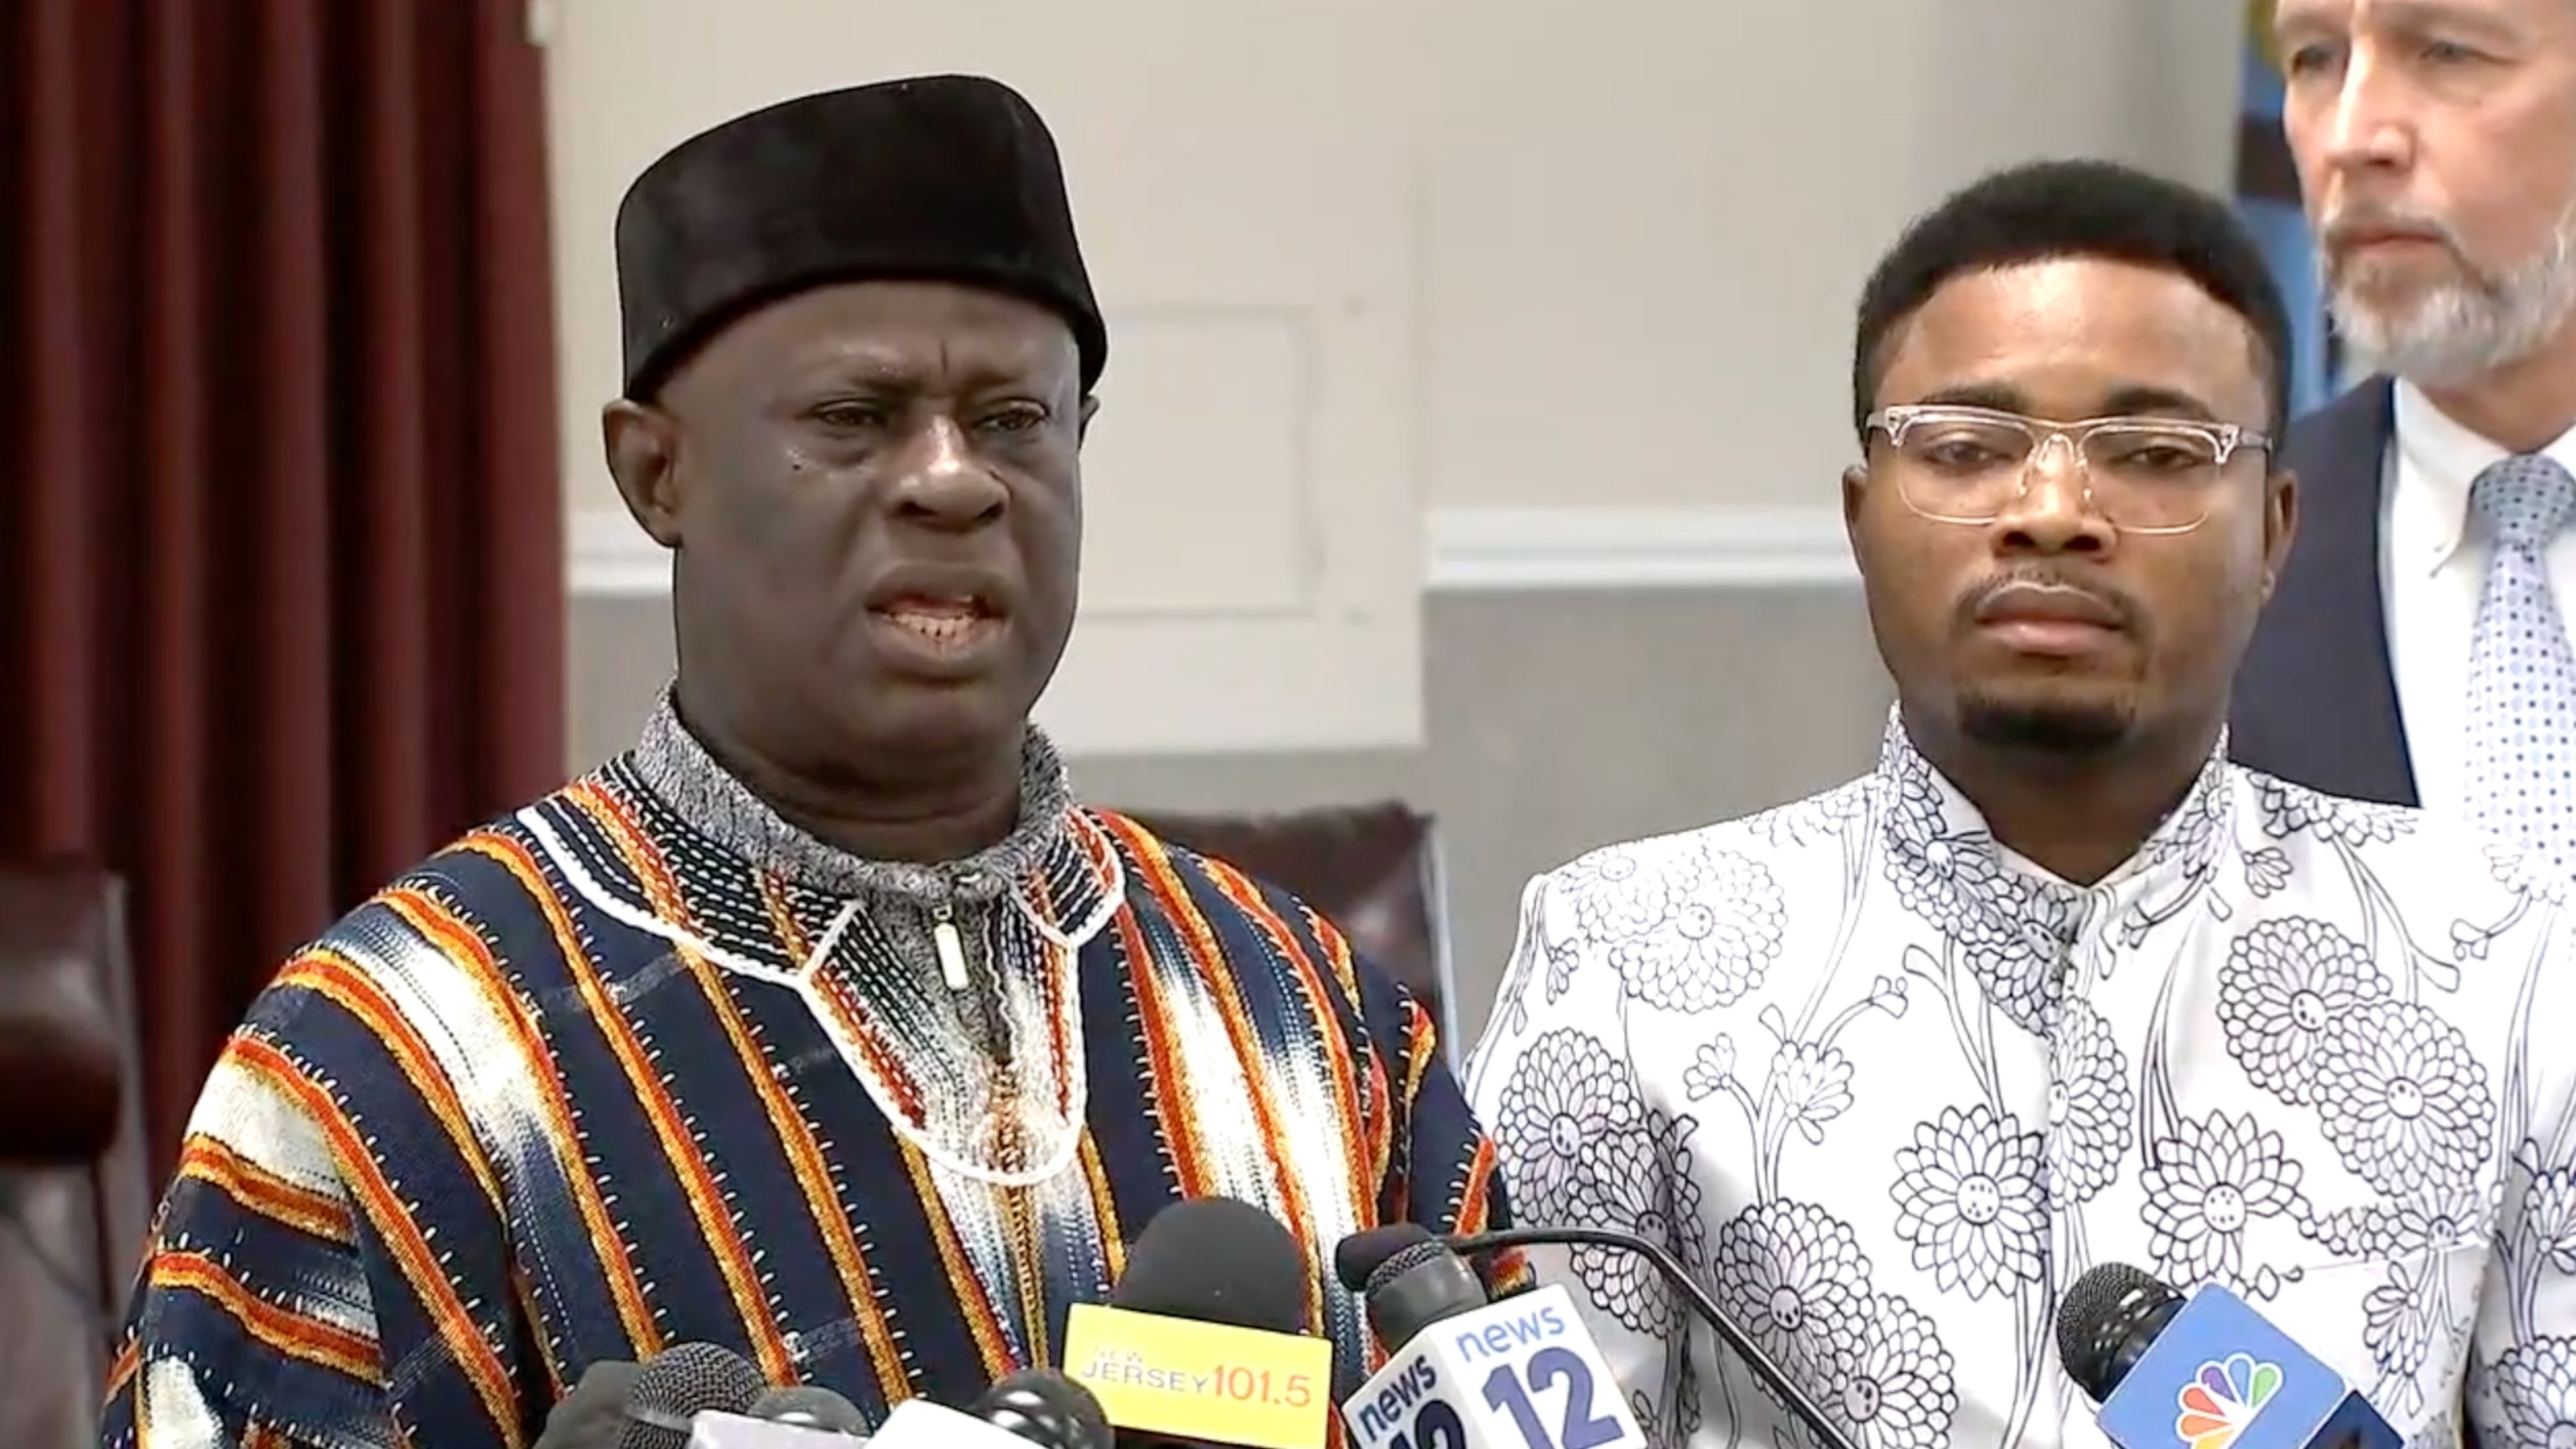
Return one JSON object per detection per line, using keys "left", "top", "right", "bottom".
{"left": 2321, "top": 205, "right": 2461, "bottom": 257}
{"left": 1955, "top": 571, "right": 2142, "bottom": 636}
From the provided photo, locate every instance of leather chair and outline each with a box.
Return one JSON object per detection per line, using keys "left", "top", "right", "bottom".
{"left": 0, "top": 863, "right": 153, "bottom": 1449}
{"left": 1119, "top": 802, "right": 1463, "bottom": 1060}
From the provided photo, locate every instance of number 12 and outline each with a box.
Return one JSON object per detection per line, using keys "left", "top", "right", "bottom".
{"left": 1483, "top": 1348, "right": 1629, "bottom": 1449}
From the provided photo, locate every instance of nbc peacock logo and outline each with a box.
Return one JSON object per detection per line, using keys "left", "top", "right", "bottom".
{"left": 2175, "top": 1353, "right": 2284, "bottom": 1449}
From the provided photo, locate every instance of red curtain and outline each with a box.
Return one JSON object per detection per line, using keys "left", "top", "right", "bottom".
{"left": 3, "top": 0, "right": 567, "bottom": 1173}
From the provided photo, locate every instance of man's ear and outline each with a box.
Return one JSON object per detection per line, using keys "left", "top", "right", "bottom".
{"left": 604, "top": 400, "right": 684, "bottom": 548}
{"left": 2260, "top": 465, "right": 2299, "bottom": 603}
{"left": 1078, "top": 392, "right": 1101, "bottom": 444}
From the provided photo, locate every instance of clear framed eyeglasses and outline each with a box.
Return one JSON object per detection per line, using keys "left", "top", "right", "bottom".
{"left": 1862, "top": 403, "right": 2271, "bottom": 535}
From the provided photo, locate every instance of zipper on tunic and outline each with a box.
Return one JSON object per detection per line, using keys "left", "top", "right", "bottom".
{"left": 942, "top": 876, "right": 1015, "bottom": 1060}
{"left": 933, "top": 901, "right": 970, "bottom": 992}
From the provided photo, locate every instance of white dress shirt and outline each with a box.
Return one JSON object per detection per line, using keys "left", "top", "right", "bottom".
{"left": 1467, "top": 709, "right": 2576, "bottom": 1449}
{"left": 2379, "top": 383, "right": 2576, "bottom": 812}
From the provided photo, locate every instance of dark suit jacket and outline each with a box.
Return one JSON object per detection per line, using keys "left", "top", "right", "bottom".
{"left": 2227, "top": 378, "right": 2422, "bottom": 805}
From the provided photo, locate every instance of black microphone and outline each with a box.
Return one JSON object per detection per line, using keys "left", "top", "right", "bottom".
{"left": 860, "top": 1371, "right": 1114, "bottom": 1448}
{"left": 693, "top": 1368, "right": 1108, "bottom": 1448}
{"left": 1114, "top": 1195, "right": 1311, "bottom": 1332}
{"left": 587, "top": 1343, "right": 1102, "bottom": 1447}
{"left": 744, "top": 1384, "right": 869, "bottom": 1433}
{"left": 1335, "top": 1223, "right": 1662, "bottom": 1448}
{"left": 975, "top": 1366, "right": 1118, "bottom": 1449}
{"left": 1444, "top": 1223, "right": 1862, "bottom": 1449}
{"left": 2054, "top": 1262, "right": 2400, "bottom": 1449}
{"left": 1094, "top": 1196, "right": 1322, "bottom": 1447}
{"left": 1332, "top": 1223, "right": 1488, "bottom": 1350}
{"left": 2056, "top": 1261, "right": 2189, "bottom": 1404}
{"left": 1330, "top": 1222, "right": 1429, "bottom": 1292}
{"left": 615, "top": 1343, "right": 768, "bottom": 1449}
{"left": 534, "top": 1359, "right": 642, "bottom": 1449}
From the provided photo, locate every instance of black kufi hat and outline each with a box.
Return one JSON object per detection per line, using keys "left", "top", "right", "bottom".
{"left": 613, "top": 74, "right": 1105, "bottom": 399}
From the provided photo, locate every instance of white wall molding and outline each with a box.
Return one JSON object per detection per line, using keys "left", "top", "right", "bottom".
{"left": 569, "top": 510, "right": 673, "bottom": 599}
{"left": 1421, "top": 506, "right": 1854, "bottom": 591}
{"left": 569, "top": 504, "right": 1856, "bottom": 600}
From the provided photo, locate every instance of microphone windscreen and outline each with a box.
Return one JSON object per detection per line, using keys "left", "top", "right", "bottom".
{"left": 1361, "top": 1239, "right": 1489, "bottom": 1352}
{"left": 617, "top": 1343, "right": 766, "bottom": 1449}
{"left": 973, "top": 1366, "right": 1114, "bottom": 1449}
{"left": 746, "top": 1383, "right": 869, "bottom": 1431}
{"left": 1110, "top": 1196, "right": 1309, "bottom": 1333}
{"left": 534, "top": 1359, "right": 639, "bottom": 1449}
{"left": 2055, "top": 1261, "right": 2184, "bottom": 1401}
{"left": 1332, "top": 1223, "right": 1434, "bottom": 1293}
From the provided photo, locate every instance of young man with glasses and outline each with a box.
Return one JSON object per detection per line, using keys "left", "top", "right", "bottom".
{"left": 1465, "top": 159, "right": 2576, "bottom": 1449}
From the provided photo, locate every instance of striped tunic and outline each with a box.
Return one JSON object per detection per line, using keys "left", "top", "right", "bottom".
{"left": 102, "top": 732, "right": 1514, "bottom": 1448}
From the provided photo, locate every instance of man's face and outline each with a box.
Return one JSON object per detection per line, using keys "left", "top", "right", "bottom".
{"left": 611, "top": 280, "right": 1090, "bottom": 782}
{"left": 2276, "top": 0, "right": 2576, "bottom": 384}
{"left": 1843, "top": 258, "right": 2294, "bottom": 759}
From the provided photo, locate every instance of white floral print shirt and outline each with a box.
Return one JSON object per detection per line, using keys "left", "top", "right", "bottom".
{"left": 1466, "top": 709, "right": 2576, "bottom": 1449}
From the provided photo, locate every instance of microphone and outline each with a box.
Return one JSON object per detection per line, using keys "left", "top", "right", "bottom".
{"left": 1114, "top": 1196, "right": 1311, "bottom": 1332}
{"left": 748, "top": 1386, "right": 870, "bottom": 1431}
{"left": 683, "top": 1384, "right": 872, "bottom": 1447}
{"left": 1333, "top": 1225, "right": 1487, "bottom": 1351}
{"left": 869, "top": 1397, "right": 1061, "bottom": 1446}
{"left": 1337, "top": 1228, "right": 1649, "bottom": 1449}
{"left": 2057, "top": 1263, "right": 2400, "bottom": 1449}
{"left": 974, "top": 1366, "right": 1119, "bottom": 1449}
{"left": 618, "top": 1343, "right": 769, "bottom": 1449}
{"left": 690, "top": 1368, "right": 1114, "bottom": 1449}
{"left": 860, "top": 1370, "right": 1114, "bottom": 1449}
{"left": 1439, "top": 1223, "right": 1859, "bottom": 1449}
{"left": 1432, "top": 1217, "right": 1854, "bottom": 1443}
{"left": 537, "top": 1359, "right": 643, "bottom": 1449}
{"left": 684, "top": 1415, "right": 860, "bottom": 1447}
{"left": 1060, "top": 1196, "right": 1337, "bottom": 1448}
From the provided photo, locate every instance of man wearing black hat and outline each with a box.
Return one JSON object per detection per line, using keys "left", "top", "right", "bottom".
{"left": 102, "top": 75, "right": 1518, "bottom": 1447}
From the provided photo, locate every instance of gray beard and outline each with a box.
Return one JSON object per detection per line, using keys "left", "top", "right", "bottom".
{"left": 2327, "top": 200, "right": 2576, "bottom": 387}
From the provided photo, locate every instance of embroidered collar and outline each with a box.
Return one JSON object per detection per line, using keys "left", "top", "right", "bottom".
{"left": 626, "top": 683, "right": 1080, "bottom": 902}
{"left": 592, "top": 685, "right": 1117, "bottom": 1192}
{"left": 1870, "top": 706, "right": 2234, "bottom": 1031}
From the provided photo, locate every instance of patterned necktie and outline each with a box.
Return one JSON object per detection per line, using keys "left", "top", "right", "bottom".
{"left": 2463, "top": 453, "right": 2576, "bottom": 877}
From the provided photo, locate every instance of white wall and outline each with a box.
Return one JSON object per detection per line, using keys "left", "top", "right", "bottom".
{"left": 544, "top": 0, "right": 2247, "bottom": 754}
